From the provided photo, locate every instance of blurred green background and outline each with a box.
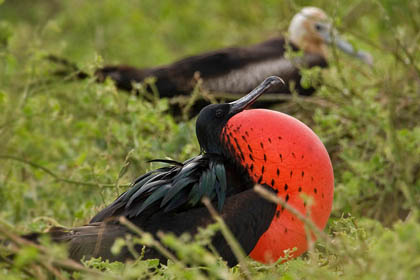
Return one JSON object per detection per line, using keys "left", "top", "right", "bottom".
{"left": 0, "top": 0, "right": 419, "bottom": 279}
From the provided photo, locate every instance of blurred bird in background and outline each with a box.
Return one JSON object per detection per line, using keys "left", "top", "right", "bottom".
{"left": 48, "top": 6, "right": 372, "bottom": 117}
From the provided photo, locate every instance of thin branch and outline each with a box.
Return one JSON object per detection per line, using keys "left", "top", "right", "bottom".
{"left": 0, "top": 253, "right": 40, "bottom": 279}
{"left": 0, "top": 220, "right": 119, "bottom": 279}
{"left": 202, "top": 197, "right": 252, "bottom": 280}
{"left": 0, "top": 154, "right": 130, "bottom": 188}
{"left": 39, "top": 261, "right": 67, "bottom": 280}
{"left": 118, "top": 216, "right": 182, "bottom": 266}
{"left": 254, "top": 185, "right": 330, "bottom": 242}
{"left": 254, "top": 185, "right": 367, "bottom": 269}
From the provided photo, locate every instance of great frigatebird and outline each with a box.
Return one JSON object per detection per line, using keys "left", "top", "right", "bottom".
{"left": 23, "top": 76, "right": 334, "bottom": 266}
{"left": 93, "top": 7, "right": 371, "bottom": 98}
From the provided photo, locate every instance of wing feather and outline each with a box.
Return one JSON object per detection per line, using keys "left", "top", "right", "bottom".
{"left": 90, "top": 154, "right": 228, "bottom": 222}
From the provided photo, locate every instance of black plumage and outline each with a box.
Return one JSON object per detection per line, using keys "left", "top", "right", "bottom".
{"left": 90, "top": 154, "right": 228, "bottom": 222}
{"left": 22, "top": 77, "right": 283, "bottom": 267}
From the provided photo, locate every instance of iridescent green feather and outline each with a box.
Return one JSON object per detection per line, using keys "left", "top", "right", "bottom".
{"left": 91, "top": 154, "right": 229, "bottom": 222}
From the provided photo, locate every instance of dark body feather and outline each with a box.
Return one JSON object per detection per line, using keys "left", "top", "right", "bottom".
{"left": 43, "top": 155, "right": 276, "bottom": 267}
{"left": 96, "top": 37, "right": 327, "bottom": 97}
{"left": 20, "top": 77, "right": 283, "bottom": 267}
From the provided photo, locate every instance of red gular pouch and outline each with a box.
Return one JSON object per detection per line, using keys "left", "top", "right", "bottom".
{"left": 221, "top": 109, "right": 334, "bottom": 263}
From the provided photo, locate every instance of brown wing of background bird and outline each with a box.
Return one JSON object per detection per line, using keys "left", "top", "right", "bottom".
{"left": 95, "top": 37, "right": 327, "bottom": 98}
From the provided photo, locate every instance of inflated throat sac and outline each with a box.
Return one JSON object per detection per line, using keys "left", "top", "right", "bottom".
{"left": 222, "top": 109, "right": 334, "bottom": 263}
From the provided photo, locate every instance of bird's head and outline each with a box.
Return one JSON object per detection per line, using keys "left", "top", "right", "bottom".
{"left": 196, "top": 76, "right": 284, "bottom": 155}
{"left": 288, "top": 6, "right": 373, "bottom": 65}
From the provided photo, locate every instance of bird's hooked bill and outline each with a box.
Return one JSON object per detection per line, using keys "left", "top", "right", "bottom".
{"left": 229, "top": 76, "right": 285, "bottom": 114}
{"left": 322, "top": 29, "right": 373, "bottom": 65}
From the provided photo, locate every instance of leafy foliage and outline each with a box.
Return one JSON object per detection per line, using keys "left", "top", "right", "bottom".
{"left": 0, "top": 0, "right": 419, "bottom": 279}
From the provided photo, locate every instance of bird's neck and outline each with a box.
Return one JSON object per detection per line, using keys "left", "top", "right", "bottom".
{"left": 220, "top": 126, "right": 262, "bottom": 189}
{"left": 290, "top": 36, "right": 327, "bottom": 57}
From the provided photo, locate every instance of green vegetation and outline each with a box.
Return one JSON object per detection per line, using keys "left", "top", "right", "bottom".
{"left": 0, "top": 0, "right": 419, "bottom": 279}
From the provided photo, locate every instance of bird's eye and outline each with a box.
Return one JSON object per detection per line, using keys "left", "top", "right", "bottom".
{"left": 315, "top": 23, "right": 324, "bottom": 31}
{"left": 215, "top": 109, "right": 223, "bottom": 118}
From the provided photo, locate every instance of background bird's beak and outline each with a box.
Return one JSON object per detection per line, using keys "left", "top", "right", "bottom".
{"left": 229, "top": 76, "right": 284, "bottom": 114}
{"left": 322, "top": 29, "right": 373, "bottom": 65}
{"left": 333, "top": 35, "right": 373, "bottom": 65}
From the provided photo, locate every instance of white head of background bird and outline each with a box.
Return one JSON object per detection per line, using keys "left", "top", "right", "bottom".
{"left": 288, "top": 7, "right": 373, "bottom": 65}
